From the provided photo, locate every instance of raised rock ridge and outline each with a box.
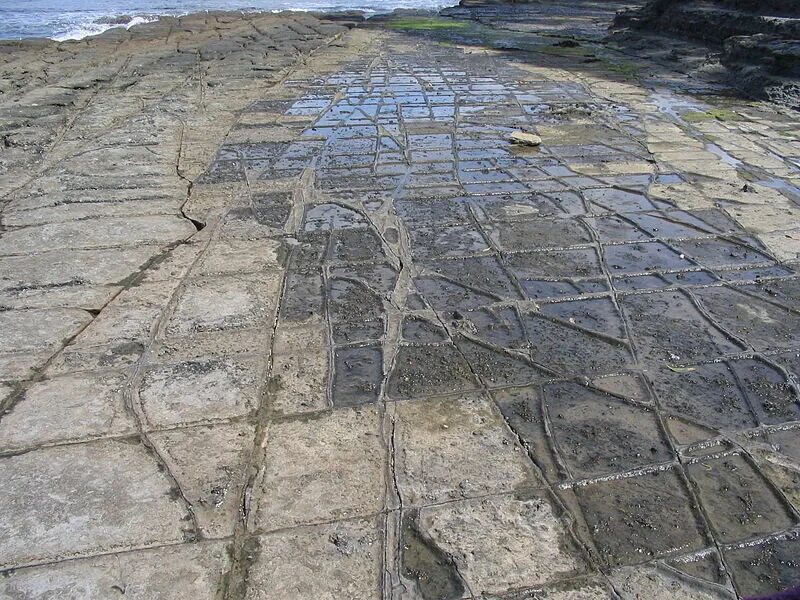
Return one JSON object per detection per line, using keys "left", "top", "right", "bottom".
{"left": 615, "top": 0, "right": 800, "bottom": 107}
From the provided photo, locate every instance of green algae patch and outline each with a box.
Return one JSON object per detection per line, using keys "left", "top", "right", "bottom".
{"left": 386, "top": 17, "right": 470, "bottom": 32}
{"left": 603, "top": 59, "right": 641, "bottom": 78}
{"left": 536, "top": 44, "right": 596, "bottom": 58}
{"left": 535, "top": 44, "right": 642, "bottom": 79}
{"left": 682, "top": 108, "right": 743, "bottom": 123}
{"left": 383, "top": 16, "right": 510, "bottom": 50}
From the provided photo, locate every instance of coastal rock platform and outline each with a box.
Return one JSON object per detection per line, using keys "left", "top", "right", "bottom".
{"left": 1, "top": 5, "right": 799, "bottom": 599}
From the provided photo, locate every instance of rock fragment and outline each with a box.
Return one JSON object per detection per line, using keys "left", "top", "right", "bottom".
{"left": 509, "top": 131, "right": 542, "bottom": 146}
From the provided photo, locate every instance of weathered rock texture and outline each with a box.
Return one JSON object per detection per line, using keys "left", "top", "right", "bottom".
{"left": 1, "top": 5, "right": 800, "bottom": 600}
{"left": 615, "top": 0, "right": 800, "bottom": 107}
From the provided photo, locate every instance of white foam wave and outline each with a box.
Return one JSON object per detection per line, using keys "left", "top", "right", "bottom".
{"left": 52, "top": 15, "right": 158, "bottom": 41}
{"left": 125, "top": 15, "right": 158, "bottom": 28}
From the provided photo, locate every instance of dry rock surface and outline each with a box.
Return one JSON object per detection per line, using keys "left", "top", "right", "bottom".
{"left": 1, "top": 4, "right": 800, "bottom": 599}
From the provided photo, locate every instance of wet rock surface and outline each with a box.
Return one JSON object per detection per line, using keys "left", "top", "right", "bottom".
{"left": 613, "top": 0, "right": 800, "bottom": 108}
{"left": 1, "top": 4, "right": 800, "bottom": 600}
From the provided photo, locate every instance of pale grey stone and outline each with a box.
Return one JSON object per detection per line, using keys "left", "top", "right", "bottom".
{"left": 0, "top": 541, "right": 230, "bottom": 599}
{"left": 0, "top": 216, "right": 195, "bottom": 255}
{"left": 0, "top": 308, "right": 92, "bottom": 354}
{"left": 150, "top": 422, "right": 256, "bottom": 538}
{"left": 166, "top": 273, "right": 281, "bottom": 336}
{"left": 394, "top": 394, "right": 541, "bottom": 506}
{"left": 253, "top": 407, "right": 385, "bottom": 531}
{"left": 419, "top": 494, "right": 586, "bottom": 595}
{"left": 0, "top": 371, "right": 135, "bottom": 451}
{"left": 246, "top": 518, "right": 382, "bottom": 600}
{"left": 139, "top": 356, "right": 262, "bottom": 428}
{"left": 0, "top": 440, "right": 189, "bottom": 568}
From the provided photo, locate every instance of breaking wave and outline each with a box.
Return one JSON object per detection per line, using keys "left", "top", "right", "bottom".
{"left": 52, "top": 15, "right": 159, "bottom": 41}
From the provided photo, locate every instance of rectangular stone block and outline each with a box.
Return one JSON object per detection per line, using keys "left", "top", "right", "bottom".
{"left": 0, "top": 371, "right": 135, "bottom": 452}
{"left": 139, "top": 355, "right": 263, "bottom": 428}
{"left": 166, "top": 273, "right": 281, "bottom": 336}
{"left": 394, "top": 394, "right": 541, "bottom": 506}
{"left": 0, "top": 541, "right": 230, "bottom": 599}
{"left": 246, "top": 518, "right": 382, "bottom": 600}
{"left": 416, "top": 493, "right": 586, "bottom": 596}
{"left": 252, "top": 406, "right": 385, "bottom": 531}
{"left": 269, "top": 323, "right": 329, "bottom": 415}
{"left": 0, "top": 440, "right": 189, "bottom": 569}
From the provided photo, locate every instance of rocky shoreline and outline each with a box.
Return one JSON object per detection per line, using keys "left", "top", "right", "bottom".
{"left": 1, "top": 5, "right": 800, "bottom": 599}
{"left": 4, "top": 0, "right": 798, "bottom": 108}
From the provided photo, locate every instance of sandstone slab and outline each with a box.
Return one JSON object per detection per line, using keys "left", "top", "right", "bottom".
{"left": 0, "top": 541, "right": 230, "bottom": 600}
{"left": 253, "top": 407, "right": 385, "bottom": 531}
{"left": 418, "top": 493, "right": 586, "bottom": 595}
{"left": 246, "top": 518, "right": 382, "bottom": 600}
{"left": 0, "top": 371, "right": 134, "bottom": 451}
{"left": 0, "top": 440, "right": 189, "bottom": 569}
{"left": 394, "top": 394, "right": 541, "bottom": 506}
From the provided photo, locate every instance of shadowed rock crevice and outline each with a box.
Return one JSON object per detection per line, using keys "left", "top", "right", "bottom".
{"left": 400, "top": 512, "right": 466, "bottom": 600}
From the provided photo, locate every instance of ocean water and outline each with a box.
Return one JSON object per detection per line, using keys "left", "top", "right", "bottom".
{"left": 0, "top": 0, "right": 455, "bottom": 40}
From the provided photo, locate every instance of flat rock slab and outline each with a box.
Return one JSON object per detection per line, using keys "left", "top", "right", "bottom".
{"left": 252, "top": 406, "right": 386, "bottom": 531}
{"left": 394, "top": 394, "right": 541, "bottom": 505}
{"left": 151, "top": 422, "right": 256, "bottom": 538}
{"left": 0, "top": 246, "right": 164, "bottom": 291}
{"left": 0, "top": 542, "right": 230, "bottom": 599}
{"left": 572, "top": 467, "right": 707, "bottom": 566}
{"left": 1, "top": 3, "right": 800, "bottom": 598}
{"left": 612, "top": 565, "right": 735, "bottom": 599}
{"left": 245, "top": 518, "right": 383, "bottom": 599}
{"left": 418, "top": 493, "right": 586, "bottom": 595}
{"left": 0, "top": 308, "right": 92, "bottom": 354}
{"left": 0, "top": 440, "right": 190, "bottom": 569}
{"left": 165, "top": 273, "right": 282, "bottom": 336}
{"left": 0, "top": 371, "right": 134, "bottom": 451}
{"left": 139, "top": 355, "right": 263, "bottom": 428}
{"left": 0, "top": 216, "right": 196, "bottom": 255}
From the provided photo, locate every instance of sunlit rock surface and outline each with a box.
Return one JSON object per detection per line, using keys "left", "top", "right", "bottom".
{"left": 1, "top": 5, "right": 799, "bottom": 599}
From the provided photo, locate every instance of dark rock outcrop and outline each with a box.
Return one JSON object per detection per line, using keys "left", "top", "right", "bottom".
{"left": 616, "top": 0, "right": 800, "bottom": 44}
{"left": 614, "top": 0, "right": 800, "bottom": 108}
{"left": 458, "top": 0, "right": 534, "bottom": 5}
{"left": 723, "top": 34, "right": 800, "bottom": 77}
{"left": 722, "top": 34, "right": 800, "bottom": 106}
